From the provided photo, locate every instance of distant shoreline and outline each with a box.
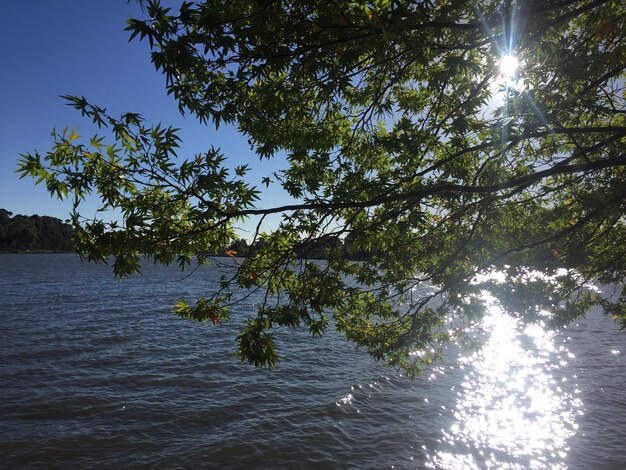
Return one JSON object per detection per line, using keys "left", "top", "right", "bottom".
{"left": 1, "top": 209, "right": 74, "bottom": 253}
{"left": 0, "top": 249, "right": 73, "bottom": 254}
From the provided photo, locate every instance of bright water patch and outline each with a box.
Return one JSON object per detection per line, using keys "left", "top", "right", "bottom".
{"left": 426, "top": 293, "right": 582, "bottom": 469}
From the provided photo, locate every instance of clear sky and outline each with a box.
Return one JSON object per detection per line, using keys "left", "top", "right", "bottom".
{"left": 1, "top": 1, "right": 287, "bottom": 235}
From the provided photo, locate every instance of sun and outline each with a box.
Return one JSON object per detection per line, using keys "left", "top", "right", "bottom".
{"left": 499, "top": 55, "right": 519, "bottom": 78}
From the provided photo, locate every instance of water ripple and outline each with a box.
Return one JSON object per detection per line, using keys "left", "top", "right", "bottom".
{"left": 1, "top": 255, "right": 624, "bottom": 468}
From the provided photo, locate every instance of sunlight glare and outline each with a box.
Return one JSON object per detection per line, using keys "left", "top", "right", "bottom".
{"left": 427, "top": 282, "right": 583, "bottom": 469}
{"left": 500, "top": 55, "right": 519, "bottom": 78}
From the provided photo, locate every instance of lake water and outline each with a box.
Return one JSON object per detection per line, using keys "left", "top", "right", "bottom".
{"left": 0, "top": 254, "right": 624, "bottom": 468}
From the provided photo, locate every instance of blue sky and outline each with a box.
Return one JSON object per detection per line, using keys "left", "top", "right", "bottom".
{"left": 1, "top": 1, "right": 287, "bottom": 235}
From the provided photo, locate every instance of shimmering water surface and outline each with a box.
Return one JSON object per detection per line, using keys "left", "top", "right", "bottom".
{"left": 0, "top": 254, "right": 624, "bottom": 468}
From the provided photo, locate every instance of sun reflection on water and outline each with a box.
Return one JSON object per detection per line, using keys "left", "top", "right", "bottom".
{"left": 427, "top": 291, "right": 583, "bottom": 469}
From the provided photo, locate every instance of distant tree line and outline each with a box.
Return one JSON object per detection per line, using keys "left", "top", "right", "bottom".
{"left": 0, "top": 208, "right": 365, "bottom": 258}
{"left": 0, "top": 209, "right": 73, "bottom": 252}
{"left": 224, "top": 232, "right": 370, "bottom": 261}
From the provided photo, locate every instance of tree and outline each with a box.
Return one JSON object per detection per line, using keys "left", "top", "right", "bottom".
{"left": 18, "top": 0, "right": 625, "bottom": 376}
{"left": 0, "top": 210, "right": 73, "bottom": 252}
{"left": 2, "top": 216, "right": 38, "bottom": 250}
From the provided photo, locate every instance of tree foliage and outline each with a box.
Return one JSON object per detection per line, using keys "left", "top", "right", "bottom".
{"left": 18, "top": 0, "right": 626, "bottom": 375}
{"left": 0, "top": 209, "right": 73, "bottom": 252}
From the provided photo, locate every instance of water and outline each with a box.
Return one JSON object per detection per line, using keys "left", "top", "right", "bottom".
{"left": 0, "top": 254, "right": 624, "bottom": 468}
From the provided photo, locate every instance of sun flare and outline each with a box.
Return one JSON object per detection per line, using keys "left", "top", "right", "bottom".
{"left": 499, "top": 55, "right": 519, "bottom": 78}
